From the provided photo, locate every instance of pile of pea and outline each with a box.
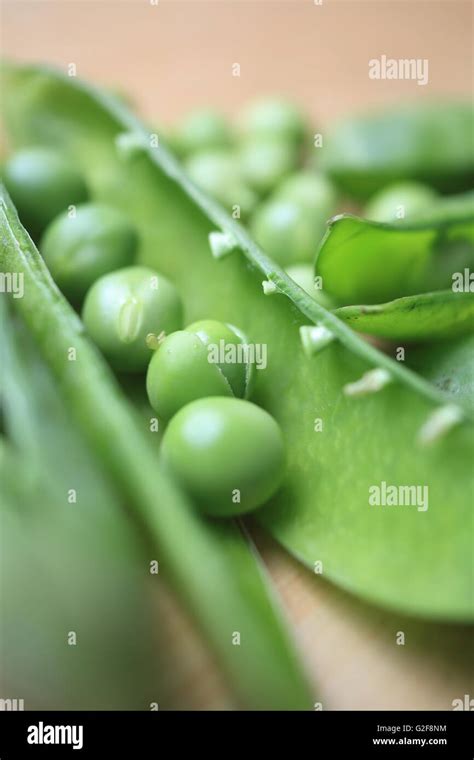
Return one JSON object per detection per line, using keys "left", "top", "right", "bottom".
{"left": 166, "top": 100, "right": 441, "bottom": 296}
{"left": 4, "top": 103, "right": 306, "bottom": 518}
{"left": 168, "top": 99, "right": 338, "bottom": 297}
{"left": 3, "top": 98, "right": 439, "bottom": 518}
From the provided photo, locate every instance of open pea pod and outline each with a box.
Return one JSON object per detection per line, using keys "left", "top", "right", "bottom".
{"left": 315, "top": 205, "right": 474, "bottom": 305}
{"left": 0, "top": 191, "right": 312, "bottom": 711}
{"left": 2, "top": 64, "right": 473, "bottom": 621}
{"left": 335, "top": 290, "right": 474, "bottom": 342}
{"left": 320, "top": 102, "right": 474, "bottom": 199}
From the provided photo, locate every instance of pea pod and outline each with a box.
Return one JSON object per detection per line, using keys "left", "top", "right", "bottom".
{"left": 2, "top": 63, "right": 473, "bottom": 621}
{"left": 0, "top": 187, "right": 312, "bottom": 710}
{"left": 0, "top": 303, "right": 157, "bottom": 709}
{"left": 335, "top": 291, "right": 474, "bottom": 342}
{"left": 315, "top": 197, "right": 474, "bottom": 305}
{"left": 320, "top": 102, "right": 474, "bottom": 199}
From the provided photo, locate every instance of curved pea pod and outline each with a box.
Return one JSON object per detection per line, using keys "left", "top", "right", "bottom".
{"left": 3, "top": 63, "right": 473, "bottom": 624}
{"left": 315, "top": 194, "right": 474, "bottom": 305}
{"left": 321, "top": 102, "right": 474, "bottom": 199}
{"left": 0, "top": 303, "right": 157, "bottom": 709}
{"left": 335, "top": 291, "right": 474, "bottom": 342}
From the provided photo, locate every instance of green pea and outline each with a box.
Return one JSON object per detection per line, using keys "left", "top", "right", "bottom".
{"left": 161, "top": 397, "right": 285, "bottom": 518}
{"left": 173, "top": 109, "right": 233, "bottom": 157}
{"left": 364, "top": 181, "right": 438, "bottom": 222}
{"left": 251, "top": 198, "right": 325, "bottom": 266}
{"left": 277, "top": 171, "right": 337, "bottom": 214}
{"left": 239, "top": 138, "right": 299, "bottom": 195}
{"left": 146, "top": 319, "right": 254, "bottom": 421}
{"left": 186, "top": 320, "right": 255, "bottom": 398}
{"left": 3, "top": 147, "right": 88, "bottom": 239}
{"left": 82, "top": 266, "right": 183, "bottom": 372}
{"left": 185, "top": 150, "right": 257, "bottom": 218}
{"left": 40, "top": 203, "right": 138, "bottom": 302}
{"left": 285, "top": 264, "right": 335, "bottom": 308}
{"left": 241, "top": 98, "right": 307, "bottom": 147}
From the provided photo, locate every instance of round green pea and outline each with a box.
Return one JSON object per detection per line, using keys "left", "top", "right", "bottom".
{"left": 82, "top": 266, "right": 183, "bottom": 372}
{"left": 3, "top": 148, "right": 88, "bottom": 239}
{"left": 285, "top": 264, "right": 335, "bottom": 309}
{"left": 173, "top": 109, "right": 233, "bottom": 157}
{"left": 251, "top": 198, "right": 325, "bottom": 266}
{"left": 186, "top": 319, "right": 255, "bottom": 398}
{"left": 277, "top": 171, "right": 337, "bottom": 214}
{"left": 40, "top": 203, "right": 138, "bottom": 302}
{"left": 241, "top": 98, "right": 307, "bottom": 147}
{"left": 364, "top": 181, "right": 438, "bottom": 222}
{"left": 146, "top": 320, "right": 254, "bottom": 421}
{"left": 161, "top": 397, "right": 285, "bottom": 517}
{"left": 185, "top": 150, "right": 257, "bottom": 218}
{"left": 239, "top": 138, "right": 298, "bottom": 195}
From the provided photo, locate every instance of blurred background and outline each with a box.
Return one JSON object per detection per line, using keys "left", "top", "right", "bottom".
{"left": 1, "top": 0, "right": 473, "bottom": 710}
{"left": 2, "top": 0, "right": 472, "bottom": 126}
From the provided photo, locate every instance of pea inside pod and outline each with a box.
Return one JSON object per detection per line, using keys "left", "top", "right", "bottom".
{"left": 251, "top": 197, "right": 325, "bottom": 266}
{"left": 161, "top": 397, "right": 285, "bottom": 518}
{"left": 277, "top": 170, "right": 337, "bottom": 215}
{"left": 172, "top": 109, "right": 233, "bottom": 157}
{"left": 285, "top": 264, "right": 335, "bottom": 308}
{"left": 241, "top": 98, "right": 308, "bottom": 148}
{"left": 185, "top": 150, "right": 257, "bottom": 219}
{"left": 40, "top": 203, "right": 138, "bottom": 302}
{"left": 82, "top": 266, "right": 183, "bottom": 372}
{"left": 239, "top": 138, "right": 299, "bottom": 196}
{"left": 364, "top": 181, "right": 438, "bottom": 222}
{"left": 146, "top": 319, "right": 255, "bottom": 421}
{"left": 3, "top": 147, "right": 89, "bottom": 240}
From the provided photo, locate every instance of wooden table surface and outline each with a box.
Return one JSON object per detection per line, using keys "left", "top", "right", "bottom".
{"left": 2, "top": 0, "right": 473, "bottom": 709}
